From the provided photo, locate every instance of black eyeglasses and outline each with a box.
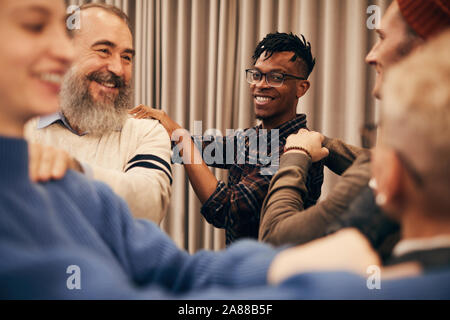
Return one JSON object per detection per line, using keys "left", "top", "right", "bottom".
{"left": 362, "top": 122, "right": 424, "bottom": 187}
{"left": 245, "top": 69, "right": 305, "bottom": 87}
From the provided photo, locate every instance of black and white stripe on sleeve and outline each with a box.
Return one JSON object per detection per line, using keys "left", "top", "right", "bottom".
{"left": 125, "top": 155, "right": 173, "bottom": 185}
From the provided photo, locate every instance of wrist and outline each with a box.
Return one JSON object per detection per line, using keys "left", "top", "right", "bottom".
{"left": 173, "top": 130, "right": 194, "bottom": 158}
{"left": 284, "top": 149, "right": 308, "bottom": 156}
{"left": 168, "top": 125, "right": 183, "bottom": 138}
{"left": 171, "top": 128, "right": 190, "bottom": 143}
{"left": 284, "top": 146, "right": 312, "bottom": 159}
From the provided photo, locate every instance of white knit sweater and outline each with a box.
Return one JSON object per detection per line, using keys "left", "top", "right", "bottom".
{"left": 25, "top": 117, "right": 172, "bottom": 224}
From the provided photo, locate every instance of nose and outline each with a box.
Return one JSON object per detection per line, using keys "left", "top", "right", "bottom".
{"left": 106, "top": 55, "right": 125, "bottom": 78}
{"left": 254, "top": 74, "right": 271, "bottom": 89}
{"left": 365, "top": 42, "right": 378, "bottom": 66}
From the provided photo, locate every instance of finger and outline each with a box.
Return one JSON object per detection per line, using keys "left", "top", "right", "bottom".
{"left": 321, "top": 147, "right": 330, "bottom": 158}
{"left": 286, "top": 132, "right": 296, "bottom": 140}
{"left": 140, "top": 109, "right": 159, "bottom": 119}
{"left": 313, "top": 132, "right": 323, "bottom": 142}
{"left": 51, "top": 153, "right": 69, "bottom": 179}
{"left": 128, "top": 108, "right": 139, "bottom": 115}
{"left": 135, "top": 109, "right": 152, "bottom": 119}
{"left": 145, "top": 109, "right": 163, "bottom": 120}
{"left": 130, "top": 107, "right": 146, "bottom": 118}
{"left": 319, "top": 133, "right": 326, "bottom": 143}
{"left": 37, "top": 148, "right": 55, "bottom": 182}
{"left": 133, "top": 111, "right": 146, "bottom": 119}
{"left": 129, "top": 105, "right": 144, "bottom": 114}
{"left": 135, "top": 106, "right": 156, "bottom": 116}
{"left": 29, "top": 144, "right": 41, "bottom": 182}
{"left": 298, "top": 128, "right": 309, "bottom": 135}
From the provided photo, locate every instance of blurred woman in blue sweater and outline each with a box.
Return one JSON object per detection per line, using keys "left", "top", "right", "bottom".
{"left": 0, "top": 0, "right": 449, "bottom": 300}
{"left": 0, "top": 0, "right": 380, "bottom": 299}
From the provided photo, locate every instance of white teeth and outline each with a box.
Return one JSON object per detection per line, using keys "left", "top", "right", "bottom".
{"left": 40, "top": 73, "right": 62, "bottom": 84}
{"left": 101, "top": 82, "right": 116, "bottom": 88}
{"left": 255, "top": 96, "right": 272, "bottom": 102}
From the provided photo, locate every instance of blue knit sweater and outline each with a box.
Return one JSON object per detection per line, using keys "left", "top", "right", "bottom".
{"left": 1, "top": 136, "right": 450, "bottom": 299}
{"left": 0, "top": 136, "right": 281, "bottom": 299}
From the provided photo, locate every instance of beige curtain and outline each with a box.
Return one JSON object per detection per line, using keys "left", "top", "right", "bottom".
{"left": 66, "top": 0, "right": 391, "bottom": 253}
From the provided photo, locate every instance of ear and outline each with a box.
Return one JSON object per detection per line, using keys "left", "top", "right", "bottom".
{"left": 296, "top": 80, "right": 310, "bottom": 99}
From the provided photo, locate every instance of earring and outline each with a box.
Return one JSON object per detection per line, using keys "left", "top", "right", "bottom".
{"left": 369, "top": 178, "right": 378, "bottom": 190}
{"left": 375, "top": 193, "right": 387, "bottom": 206}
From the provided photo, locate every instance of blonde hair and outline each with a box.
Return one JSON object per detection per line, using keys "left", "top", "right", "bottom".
{"left": 381, "top": 29, "right": 450, "bottom": 211}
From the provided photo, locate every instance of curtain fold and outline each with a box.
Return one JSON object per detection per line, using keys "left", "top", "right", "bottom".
{"left": 66, "top": 0, "right": 391, "bottom": 252}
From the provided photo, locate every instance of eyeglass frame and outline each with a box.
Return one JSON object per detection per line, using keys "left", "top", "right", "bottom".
{"left": 245, "top": 68, "right": 306, "bottom": 87}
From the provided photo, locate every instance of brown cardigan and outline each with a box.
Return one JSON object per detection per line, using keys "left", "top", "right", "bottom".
{"left": 259, "top": 137, "right": 371, "bottom": 246}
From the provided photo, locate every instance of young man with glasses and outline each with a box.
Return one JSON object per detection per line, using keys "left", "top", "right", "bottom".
{"left": 259, "top": 0, "right": 450, "bottom": 255}
{"left": 132, "top": 32, "right": 364, "bottom": 244}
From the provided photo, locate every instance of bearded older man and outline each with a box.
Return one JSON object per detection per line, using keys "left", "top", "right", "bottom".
{"left": 25, "top": 4, "right": 172, "bottom": 223}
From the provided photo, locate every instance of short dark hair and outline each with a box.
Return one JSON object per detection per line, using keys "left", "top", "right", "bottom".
{"left": 68, "top": 3, "right": 132, "bottom": 35}
{"left": 252, "top": 32, "right": 316, "bottom": 79}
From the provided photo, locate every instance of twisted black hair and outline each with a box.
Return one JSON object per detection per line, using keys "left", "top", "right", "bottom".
{"left": 252, "top": 32, "right": 316, "bottom": 79}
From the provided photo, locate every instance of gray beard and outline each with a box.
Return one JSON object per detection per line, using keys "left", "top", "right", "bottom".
{"left": 59, "top": 68, "right": 132, "bottom": 136}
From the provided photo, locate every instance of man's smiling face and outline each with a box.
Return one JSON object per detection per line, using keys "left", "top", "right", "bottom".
{"left": 70, "top": 8, "right": 134, "bottom": 104}
{"left": 251, "top": 51, "right": 305, "bottom": 126}
{"left": 59, "top": 7, "right": 134, "bottom": 135}
{"left": 365, "top": 1, "right": 422, "bottom": 99}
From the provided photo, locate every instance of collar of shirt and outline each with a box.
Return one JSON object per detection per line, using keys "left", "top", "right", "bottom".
{"left": 37, "top": 112, "right": 87, "bottom": 136}
{"left": 255, "top": 113, "right": 307, "bottom": 141}
{"left": 393, "top": 235, "right": 450, "bottom": 257}
{"left": 37, "top": 112, "right": 124, "bottom": 136}
{"left": 237, "top": 114, "right": 308, "bottom": 168}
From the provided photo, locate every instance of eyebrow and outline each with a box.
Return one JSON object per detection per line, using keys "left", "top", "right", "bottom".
{"left": 254, "top": 67, "right": 287, "bottom": 73}
{"left": 124, "top": 48, "right": 136, "bottom": 57}
{"left": 91, "top": 40, "right": 136, "bottom": 57}
{"left": 12, "top": 5, "right": 51, "bottom": 18}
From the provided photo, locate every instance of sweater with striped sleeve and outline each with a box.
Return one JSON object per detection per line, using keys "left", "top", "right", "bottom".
{"left": 0, "top": 136, "right": 280, "bottom": 299}
{"left": 25, "top": 116, "right": 172, "bottom": 224}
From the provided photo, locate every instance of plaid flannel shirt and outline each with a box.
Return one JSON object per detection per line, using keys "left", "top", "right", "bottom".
{"left": 197, "top": 114, "right": 324, "bottom": 244}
